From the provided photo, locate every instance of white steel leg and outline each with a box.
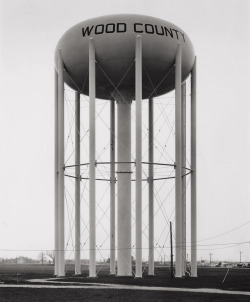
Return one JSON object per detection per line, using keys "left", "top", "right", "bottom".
{"left": 181, "top": 82, "right": 186, "bottom": 276}
{"left": 135, "top": 35, "right": 142, "bottom": 278}
{"left": 191, "top": 57, "right": 197, "bottom": 277}
{"left": 75, "top": 91, "right": 81, "bottom": 275}
{"left": 89, "top": 37, "right": 96, "bottom": 277}
{"left": 54, "top": 68, "right": 59, "bottom": 276}
{"left": 148, "top": 97, "right": 154, "bottom": 276}
{"left": 175, "top": 43, "right": 183, "bottom": 278}
{"left": 57, "top": 49, "right": 65, "bottom": 277}
{"left": 110, "top": 98, "right": 116, "bottom": 275}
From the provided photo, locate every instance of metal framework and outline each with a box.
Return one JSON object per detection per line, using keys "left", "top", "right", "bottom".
{"left": 54, "top": 36, "right": 197, "bottom": 278}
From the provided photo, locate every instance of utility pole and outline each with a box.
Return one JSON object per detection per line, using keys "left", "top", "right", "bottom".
{"left": 170, "top": 222, "right": 174, "bottom": 279}
{"left": 240, "top": 251, "right": 243, "bottom": 263}
{"left": 209, "top": 253, "right": 213, "bottom": 267}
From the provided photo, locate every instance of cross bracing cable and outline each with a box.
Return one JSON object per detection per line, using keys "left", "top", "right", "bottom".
{"left": 60, "top": 62, "right": 197, "bottom": 267}
{"left": 96, "top": 59, "right": 135, "bottom": 100}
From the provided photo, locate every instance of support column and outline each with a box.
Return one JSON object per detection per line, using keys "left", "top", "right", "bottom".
{"left": 75, "top": 91, "right": 81, "bottom": 275}
{"left": 117, "top": 100, "right": 131, "bottom": 276}
{"left": 54, "top": 68, "right": 59, "bottom": 276}
{"left": 181, "top": 82, "right": 186, "bottom": 276}
{"left": 135, "top": 35, "right": 142, "bottom": 278}
{"left": 175, "top": 43, "right": 183, "bottom": 278}
{"left": 57, "top": 49, "right": 65, "bottom": 277}
{"left": 148, "top": 97, "right": 154, "bottom": 276}
{"left": 89, "top": 37, "right": 96, "bottom": 277}
{"left": 191, "top": 57, "right": 197, "bottom": 277}
{"left": 110, "top": 98, "right": 116, "bottom": 275}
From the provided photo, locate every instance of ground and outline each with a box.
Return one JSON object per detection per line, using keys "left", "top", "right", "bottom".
{"left": 0, "top": 265, "right": 250, "bottom": 301}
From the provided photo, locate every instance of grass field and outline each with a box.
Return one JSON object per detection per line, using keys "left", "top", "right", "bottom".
{"left": 1, "top": 264, "right": 250, "bottom": 301}
{"left": 1, "top": 288, "right": 250, "bottom": 302}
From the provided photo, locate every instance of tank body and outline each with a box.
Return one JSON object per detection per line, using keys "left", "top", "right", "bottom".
{"left": 55, "top": 14, "right": 195, "bottom": 100}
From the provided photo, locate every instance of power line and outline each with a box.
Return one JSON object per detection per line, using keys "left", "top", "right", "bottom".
{"left": 1, "top": 241, "right": 250, "bottom": 253}
{"left": 196, "top": 220, "right": 250, "bottom": 243}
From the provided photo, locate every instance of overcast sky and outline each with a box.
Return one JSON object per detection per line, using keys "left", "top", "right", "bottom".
{"left": 0, "top": 0, "right": 250, "bottom": 263}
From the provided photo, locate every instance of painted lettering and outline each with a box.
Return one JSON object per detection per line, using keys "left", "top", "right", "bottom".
{"left": 155, "top": 25, "right": 164, "bottom": 36}
{"left": 95, "top": 24, "right": 104, "bottom": 34}
{"left": 134, "top": 23, "right": 143, "bottom": 33}
{"left": 117, "top": 23, "right": 126, "bottom": 32}
{"left": 172, "top": 29, "right": 179, "bottom": 40}
{"left": 145, "top": 24, "right": 154, "bottom": 34}
{"left": 179, "top": 31, "right": 185, "bottom": 42}
{"left": 106, "top": 23, "right": 115, "bottom": 33}
{"left": 81, "top": 22, "right": 186, "bottom": 43}
{"left": 82, "top": 26, "right": 94, "bottom": 37}
{"left": 164, "top": 27, "right": 173, "bottom": 38}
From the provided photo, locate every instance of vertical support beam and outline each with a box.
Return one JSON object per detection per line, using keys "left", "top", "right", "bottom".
{"left": 89, "top": 37, "right": 96, "bottom": 277}
{"left": 54, "top": 68, "right": 59, "bottom": 276}
{"left": 110, "top": 98, "right": 116, "bottom": 275}
{"left": 75, "top": 91, "right": 81, "bottom": 275}
{"left": 175, "top": 43, "right": 183, "bottom": 278}
{"left": 117, "top": 100, "right": 131, "bottom": 276}
{"left": 148, "top": 97, "right": 154, "bottom": 276}
{"left": 57, "top": 49, "right": 65, "bottom": 277}
{"left": 191, "top": 57, "right": 197, "bottom": 277}
{"left": 135, "top": 35, "right": 142, "bottom": 278}
{"left": 181, "top": 82, "right": 186, "bottom": 276}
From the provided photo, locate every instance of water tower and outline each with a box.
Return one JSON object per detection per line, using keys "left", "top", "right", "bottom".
{"left": 54, "top": 14, "right": 197, "bottom": 278}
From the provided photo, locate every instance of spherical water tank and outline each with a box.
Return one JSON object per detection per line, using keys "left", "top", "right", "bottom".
{"left": 55, "top": 14, "right": 195, "bottom": 100}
